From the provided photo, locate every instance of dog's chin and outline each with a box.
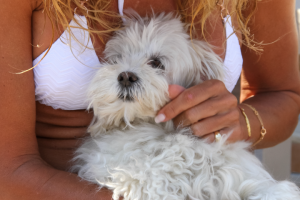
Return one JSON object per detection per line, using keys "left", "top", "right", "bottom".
{"left": 116, "top": 96, "right": 158, "bottom": 124}
{"left": 89, "top": 96, "right": 160, "bottom": 133}
{"left": 89, "top": 78, "right": 169, "bottom": 133}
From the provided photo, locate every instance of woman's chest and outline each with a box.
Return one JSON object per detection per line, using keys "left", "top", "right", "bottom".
{"left": 32, "top": 0, "right": 230, "bottom": 61}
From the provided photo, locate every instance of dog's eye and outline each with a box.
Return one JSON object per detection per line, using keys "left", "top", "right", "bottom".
{"left": 148, "top": 59, "right": 165, "bottom": 70}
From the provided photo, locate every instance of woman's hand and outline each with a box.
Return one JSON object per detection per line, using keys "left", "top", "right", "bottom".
{"left": 155, "top": 80, "right": 249, "bottom": 143}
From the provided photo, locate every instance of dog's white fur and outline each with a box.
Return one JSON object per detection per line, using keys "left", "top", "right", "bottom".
{"left": 73, "top": 13, "right": 300, "bottom": 200}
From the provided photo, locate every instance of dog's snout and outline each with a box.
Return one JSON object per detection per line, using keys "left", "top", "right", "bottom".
{"left": 118, "top": 72, "right": 138, "bottom": 87}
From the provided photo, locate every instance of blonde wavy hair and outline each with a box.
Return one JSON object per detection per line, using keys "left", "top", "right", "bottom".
{"left": 30, "top": 0, "right": 259, "bottom": 72}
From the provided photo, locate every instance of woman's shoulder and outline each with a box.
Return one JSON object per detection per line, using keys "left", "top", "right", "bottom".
{"left": 0, "top": 0, "right": 39, "bottom": 177}
{"left": 2, "top": 0, "right": 41, "bottom": 11}
{"left": 241, "top": 0, "right": 300, "bottom": 100}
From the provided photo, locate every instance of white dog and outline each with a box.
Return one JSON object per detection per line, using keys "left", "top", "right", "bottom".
{"left": 73, "top": 13, "right": 300, "bottom": 200}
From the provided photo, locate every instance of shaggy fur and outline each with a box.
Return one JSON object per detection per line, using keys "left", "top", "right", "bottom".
{"left": 72, "top": 13, "right": 300, "bottom": 200}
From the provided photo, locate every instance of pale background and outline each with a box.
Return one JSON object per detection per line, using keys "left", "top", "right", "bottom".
{"left": 297, "top": 0, "right": 300, "bottom": 53}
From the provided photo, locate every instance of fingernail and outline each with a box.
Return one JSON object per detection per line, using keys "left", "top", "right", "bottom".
{"left": 155, "top": 114, "right": 165, "bottom": 123}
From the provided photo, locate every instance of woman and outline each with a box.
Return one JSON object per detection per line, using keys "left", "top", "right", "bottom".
{"left": 0, "top": 0, "right": 299, "bottom": 199}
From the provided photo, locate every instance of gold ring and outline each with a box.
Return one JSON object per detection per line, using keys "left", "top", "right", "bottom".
{"left": 214, "top": 131, "right": 222, "bottom": 142}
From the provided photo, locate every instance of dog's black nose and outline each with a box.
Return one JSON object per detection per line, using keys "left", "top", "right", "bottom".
{"left": 117, "top": 72, "right": 138, "bottom": 88}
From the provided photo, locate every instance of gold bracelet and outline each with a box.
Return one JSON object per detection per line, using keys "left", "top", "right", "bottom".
{"left": 239, "top": 107, "right": 251, "bottom": 138}
{"left": 243, "top": 103, "right": 267, "bottom": 147}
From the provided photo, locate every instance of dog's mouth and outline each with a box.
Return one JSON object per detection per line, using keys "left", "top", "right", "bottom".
{"left": 118, "top": 83, "right": 141, "bottom": 102}
{"left": 118, "top": 92, "right": 135, "bottom": 102}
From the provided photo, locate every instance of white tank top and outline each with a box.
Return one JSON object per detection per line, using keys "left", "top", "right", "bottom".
{"left": 33, "top": 1, "right": 243, "bottom": 110}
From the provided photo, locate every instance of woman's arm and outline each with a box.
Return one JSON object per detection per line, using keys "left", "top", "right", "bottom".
{"left": 155, "top": 0, "right": 300, "bottom": 149}
{"left": 0, "top": 0, "right": 113, "bottom": 199}
{"left": 240, "top": 0, "right": 300, "bottom": 148}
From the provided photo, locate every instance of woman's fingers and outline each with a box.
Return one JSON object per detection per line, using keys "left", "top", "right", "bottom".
{"left": 201, "top": 133, "right": 217, "bottom": 143}
{"left": 155, "top": 80, "right": 226, "bottom": 123}
{"left": 168, "top": 84, "right": 185, "bottom": 100}
{"left": 155, "top": 80, "right": 246, "bottom": 144}
{"left": 155, "top": 85, "right": 185, "bottom": 123}
{"left": 190, "top": 108, "right": 240, "bottom": 137}
{"left": 173, "top": 93, "right": 237, "bottom": 127}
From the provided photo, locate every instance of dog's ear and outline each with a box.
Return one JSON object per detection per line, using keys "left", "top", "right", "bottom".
{"left": 188, "top": 40, "right": 224, "bottom": 86}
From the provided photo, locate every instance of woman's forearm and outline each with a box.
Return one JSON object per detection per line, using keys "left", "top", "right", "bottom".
{"left": 239, "top": 90, "right": 300, "bottom": 149}
{"left": 1, "top": 156, "right": 113, "bottom": 200}
{"left": 237, "top": 0, "right": 300, "bottom": 150}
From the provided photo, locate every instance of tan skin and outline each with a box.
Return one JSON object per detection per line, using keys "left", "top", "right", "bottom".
{"left": 0, "top": 0, "right": 299, "bottom": 199}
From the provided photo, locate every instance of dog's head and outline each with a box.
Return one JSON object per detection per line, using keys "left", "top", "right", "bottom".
{"left": 88, "top": 12, "right": 223, "bottom": 132}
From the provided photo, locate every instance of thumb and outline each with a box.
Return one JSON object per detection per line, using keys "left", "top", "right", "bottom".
{"left": 168, "top": 84, "right": 185, "bottom": 100}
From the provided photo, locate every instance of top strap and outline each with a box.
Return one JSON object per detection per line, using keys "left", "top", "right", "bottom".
{"left": 118, "top": 0, "right": 124, "bottom": 16}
